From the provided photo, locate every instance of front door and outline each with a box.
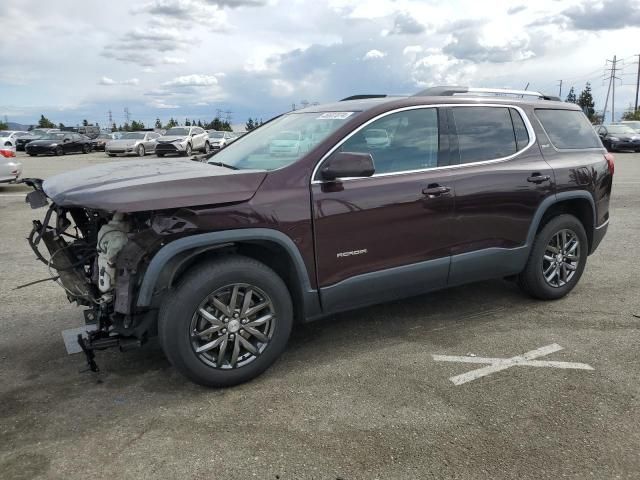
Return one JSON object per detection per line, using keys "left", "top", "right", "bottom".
{"left": 311, "top": 107, "right": 456, "bottom": 313}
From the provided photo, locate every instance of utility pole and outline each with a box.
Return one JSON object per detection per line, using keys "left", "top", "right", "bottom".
{"left": 634, "top": 54, "right": 640, "bottom": 112}
{"left": 108, "top": 110, "right": 113, "bottom": 128}
{"left": 557, "top": 80, "right": 563, "bottom": 98}
{"left": 124, "top": 107, "right": 130, "bottom": 124}
{"left": 604, "top": 55, "right": 621, "bottom": 123}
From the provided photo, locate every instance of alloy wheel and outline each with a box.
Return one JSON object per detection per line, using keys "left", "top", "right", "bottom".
{"left": 542, "top": 228, "right": 581, "bottom": 288}
{"left": 137, "top": 145, "right": 145, "bottom": 157}
{"left": 190, "top": 283, "right": 276, "bottom": 369}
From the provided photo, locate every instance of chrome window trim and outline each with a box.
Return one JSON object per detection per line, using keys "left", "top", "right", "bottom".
{"left": 311, "top": 103, "right": 537, "bottom": 184}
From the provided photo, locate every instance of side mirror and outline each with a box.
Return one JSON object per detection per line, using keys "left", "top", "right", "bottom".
{"left": 320, "top": 151, "right": 375, "bottom": 181}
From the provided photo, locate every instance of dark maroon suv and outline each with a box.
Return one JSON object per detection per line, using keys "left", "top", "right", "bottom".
{"left": 24, "top": 86, "right": 613, "bottom": 386}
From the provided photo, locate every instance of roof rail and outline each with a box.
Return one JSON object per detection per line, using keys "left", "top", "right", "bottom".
{"left": 340, "top": 94, "right": 388, "bottom": 101}
{"left": 413, "top": 86, "right": 560, "bottom": 101}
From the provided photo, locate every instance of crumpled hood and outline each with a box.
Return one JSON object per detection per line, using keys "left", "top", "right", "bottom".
{"left": 43, "top": 158, "right": 267, "bottom": 212}
{"left": 156, "top": 135, "right": 187, "bottom": 143}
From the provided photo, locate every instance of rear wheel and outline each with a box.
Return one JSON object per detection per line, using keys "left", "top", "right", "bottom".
{"left": 159, "top": 256, "right": 293, "bottom": 387}
{"left": 518, "top": 214, "right": 588, "bottom": 300}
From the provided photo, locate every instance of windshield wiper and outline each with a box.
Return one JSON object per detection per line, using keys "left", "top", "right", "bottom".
{"left": 207, "top": 161, "right": 239, "bottom": 170}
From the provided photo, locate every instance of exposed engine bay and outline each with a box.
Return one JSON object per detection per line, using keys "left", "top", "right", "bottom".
{"left": 23, "top": 178, "right": 195, "bottom": 371}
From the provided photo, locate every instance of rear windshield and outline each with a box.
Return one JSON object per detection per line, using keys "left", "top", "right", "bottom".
{"left": 535, "top": 109, "right": 601, "bottom": 149}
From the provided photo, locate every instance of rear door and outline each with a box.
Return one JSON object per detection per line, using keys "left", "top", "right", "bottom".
{"left": 311, "top": 106, "right": 456, "bottom": 313}
{"left": 444, "top": 105, "right": 555, "bottom": 285}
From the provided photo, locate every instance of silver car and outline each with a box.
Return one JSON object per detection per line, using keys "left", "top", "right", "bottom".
{"left": 105, "top": 132, "right": 160, "bottom": 157}
{"left": 0, "top": 146, "right": 22, "bottom": 184}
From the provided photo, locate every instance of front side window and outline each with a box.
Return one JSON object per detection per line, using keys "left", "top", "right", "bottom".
{"left": 535, "top": 109, "right": 601, "bottom": 149}
{"left": 339, "top": 108, "right": 439, "bottom": 174}
{"left": 453, "top": 107, "right": 517, "bottom": 163}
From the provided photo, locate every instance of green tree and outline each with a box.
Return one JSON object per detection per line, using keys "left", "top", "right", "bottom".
{"left": 165, "top": 118, "right": 178, "bottom": 129}
{"left": 122, "top": 122, "right": 131, "bottom": 132}
{"left": 112, "top": 122, "right": 117, "bottom": 132}
{"left": 38, "top": 114, "right": 55, "bottom": 128}
{"left": 565, "top": 87, "right": 577, "bottom": 103}
{"left": 130, "top": 120, "right": 145, "bottom": 131}
{"left": 197, "top": 119, "right": 203, "bottom": 127}
{"left": 577, "top": 82, "right": 596, "bottom": 121}
{"left": 155, "top": 118, "right": 162, "bottom": 129}
{"left": 246, "top": 118, "right": 255, "bottom": 131}
{"left": 82, "top": 119, "right": 89, "bottom": 126}
{"left": 185, "top": 118, "right": 191, "bottom": 126}
{"left": 622, "top": 109, "right": 640, "bottom": 121}
{"left": 0, "top": 120, "right": 7, "bottom": 130}
{"left": 58, "top": 123, "right": 65, "bottom": 129}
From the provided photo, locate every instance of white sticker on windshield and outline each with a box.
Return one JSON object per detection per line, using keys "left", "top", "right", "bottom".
{"left": 316, "top": 112, "right": 354, "bottom": 120}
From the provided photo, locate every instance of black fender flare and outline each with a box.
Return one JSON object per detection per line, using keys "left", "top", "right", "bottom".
{"left": 136, "top": 228, "right": 321, "bottom": 318}
{"left": 524, "top": 190, "right": 596, "bottom": 247}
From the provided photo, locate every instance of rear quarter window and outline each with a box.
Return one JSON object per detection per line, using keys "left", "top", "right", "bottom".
{"left": 535, "top": 109, "right": 601, "bottom": 149}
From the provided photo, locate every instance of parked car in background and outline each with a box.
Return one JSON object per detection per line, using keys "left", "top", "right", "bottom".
{"left": 269, "top": 130, "right": 302, "bottom": 155}
{"left": 15, "top": 128, "right": 60, "bottom": 150}
{"left": 91, "top": 133, "right": 115, "bottom": 151}
{"left": 207, "top": 131, "right": 233, "bottom": 150}
{"left": 619, "top": 121, "right": 640, "bottom": 133}
{"left": 0, "top": 131, "right": 30, "bottom": 147}
{"left": 0, "top": 145, "right": 22, "bottom": 184}
{"left": 105, "top": 131, "right": 160, "bottom": 157}
{"left": 25, "top": 132, "right": 92, "bottom": 156}
{"left": 364, "top": 128, "right": 391, "bottom": 148}
{"left": 155, "top": 126, "right": 209, "bottom": 157}
{"left": 596, "top": 124, "right": 640, "bottom": 152}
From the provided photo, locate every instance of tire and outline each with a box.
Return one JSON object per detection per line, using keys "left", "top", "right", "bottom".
{"left": 183, "top": 143, "right": 192, "bottom": 157}
{"left": 107, "top": 153, "right": 116, "bottom": 157}
{"left": 28, "top": 153, "right": 36, "bottom": 157}
{"left": 137, "top": 145, "right": 145, "bottom": 157}
{"left": 55, "top": 146, "right": 64, "bottom": 156}
{"left": 203, "top": 141, "right": 210, "bottom": 154}
{"left": 518, "top": 214, "right": 588, "bottom": 300}
{"left": 158, "top": 255, "right": 293, "bottom": 387}
{"left": 157, "top": 152, "right": 165, "bottom": 157}
{"left": 82, "top": 144, "right": 91, "bottom": 154}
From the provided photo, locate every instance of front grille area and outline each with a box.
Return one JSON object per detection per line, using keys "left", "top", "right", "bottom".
{"left": 155, "top": 143, "right": 178, "bottom": 152}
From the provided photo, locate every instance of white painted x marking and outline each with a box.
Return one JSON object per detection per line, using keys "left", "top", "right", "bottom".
{"left": 433, "top": 343, "right": 593, "bottom": 385}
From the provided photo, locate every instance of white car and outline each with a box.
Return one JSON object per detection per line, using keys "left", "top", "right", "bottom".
{"left": 364, "top": 128, "right": 390, "bottom": 148}
{"left": 155, "top": 126, "right": 210, "bottom": 157}
{"left": 0, "top": 146, "right": 22, "bottom": 184}
{"left": 0, "top": 130, "right": 30, "bottom": 147}
{"left": 269, "top": 131, "right": 302, "bottom": 156}
{"left": 207, "top": 131, "right": 234, "bottom": 150}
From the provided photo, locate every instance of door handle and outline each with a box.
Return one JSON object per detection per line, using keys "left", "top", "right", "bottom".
{"left": 422, "top": 185, "right": 451, "bottom": 197}
{"left": 527, "top": 174, "right": 551, "bottom": 184}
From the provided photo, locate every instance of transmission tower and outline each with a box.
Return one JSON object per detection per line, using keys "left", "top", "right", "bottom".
{"left": 602, "top": 56, "right": 621, "bottom": 123}
{"left": 124, "top": 107, "right": 131, "bottom": 123}
{"left": 224, "top": 110, "right": 232, "bottom": 124}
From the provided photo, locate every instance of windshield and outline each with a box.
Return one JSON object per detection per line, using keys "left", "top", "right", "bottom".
{"left": 208, "top": 112, "right": 356, "bottom": 170}
{"left": 365, "top": 129, "right": 387, "bottom": 139}
{"left": 608, "top": 125, "right": 636, "bottom": 134}
{"left": 41, "top": 133, "right": 65, "bottom": 140}
{"left": 121, "top": 132, "right": 145, "bottom": 139}
{"left": 30, "top": 129, "right": 47, "bottom": 136}
{"left": 209, "top": 132, "right": 225, "bottom": 138}
{"left": 165, "top": 127, "right": 190, "bottom": 136}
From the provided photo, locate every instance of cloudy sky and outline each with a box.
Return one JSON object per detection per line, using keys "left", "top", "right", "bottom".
{"left": 1, "top": 0, "right": 639, "bottom": 128}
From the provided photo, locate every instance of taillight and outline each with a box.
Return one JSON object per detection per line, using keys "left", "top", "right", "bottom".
{"left": 604, "top": 153, "right": 615, "bottom": 175}
{"left": 0, "top": 148, "right": 16, "bottom": 158}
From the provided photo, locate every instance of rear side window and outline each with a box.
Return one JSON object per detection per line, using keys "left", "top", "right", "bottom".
{"left": 510, "top": 108, "right": 529, "bottom": 151}
{"left": 535, "top": 109, "right": 601, "bottom": 149}
{"left": 452, "top": 107, "right": 517, "bottom": 163}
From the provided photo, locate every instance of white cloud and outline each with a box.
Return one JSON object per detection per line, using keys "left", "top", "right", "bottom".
{"left": 98, "top": 76, "right": 140, "bottom": 86}
{"left": 363, "top": 49, "right": 387, "bottom": 60}
{"left": 162, "top": 74, "right": 220, "bottom": 87}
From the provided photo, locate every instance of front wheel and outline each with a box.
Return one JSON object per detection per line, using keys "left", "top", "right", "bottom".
{"left": 137, "top": 145, "right": 145, "bottom": 157}
{"left": 183, "top": 143, "right": 192, "bottom": 157}
{"left": 159, "top": 255, "right": 293, "bottom": 387}
{"left": 518, "top": 214, "right": 588, "bottom": 300}
{"left": 82, "top": 144, "right": 91, "bottom": 154}
{"left": 203, "top": 141, "right": 210, "bottom": 154}
{"left": 55, "top": 146, "right": 64, "bottom": 156}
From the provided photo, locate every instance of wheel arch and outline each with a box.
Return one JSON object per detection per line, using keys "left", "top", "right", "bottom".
{"left": 527, "top": 191, "right": 596, "bottom": 252}
{"left": 136, "top": 229, "right": 322, "bottom": 322}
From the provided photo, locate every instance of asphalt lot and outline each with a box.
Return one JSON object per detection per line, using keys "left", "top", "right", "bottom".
{"left": 1, "top": 150, "right": 639, "bottom": 479}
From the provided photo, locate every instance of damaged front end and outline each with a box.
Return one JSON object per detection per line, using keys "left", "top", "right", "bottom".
{"left": 23, "top": 179, "right": 174, "bottom": 371}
